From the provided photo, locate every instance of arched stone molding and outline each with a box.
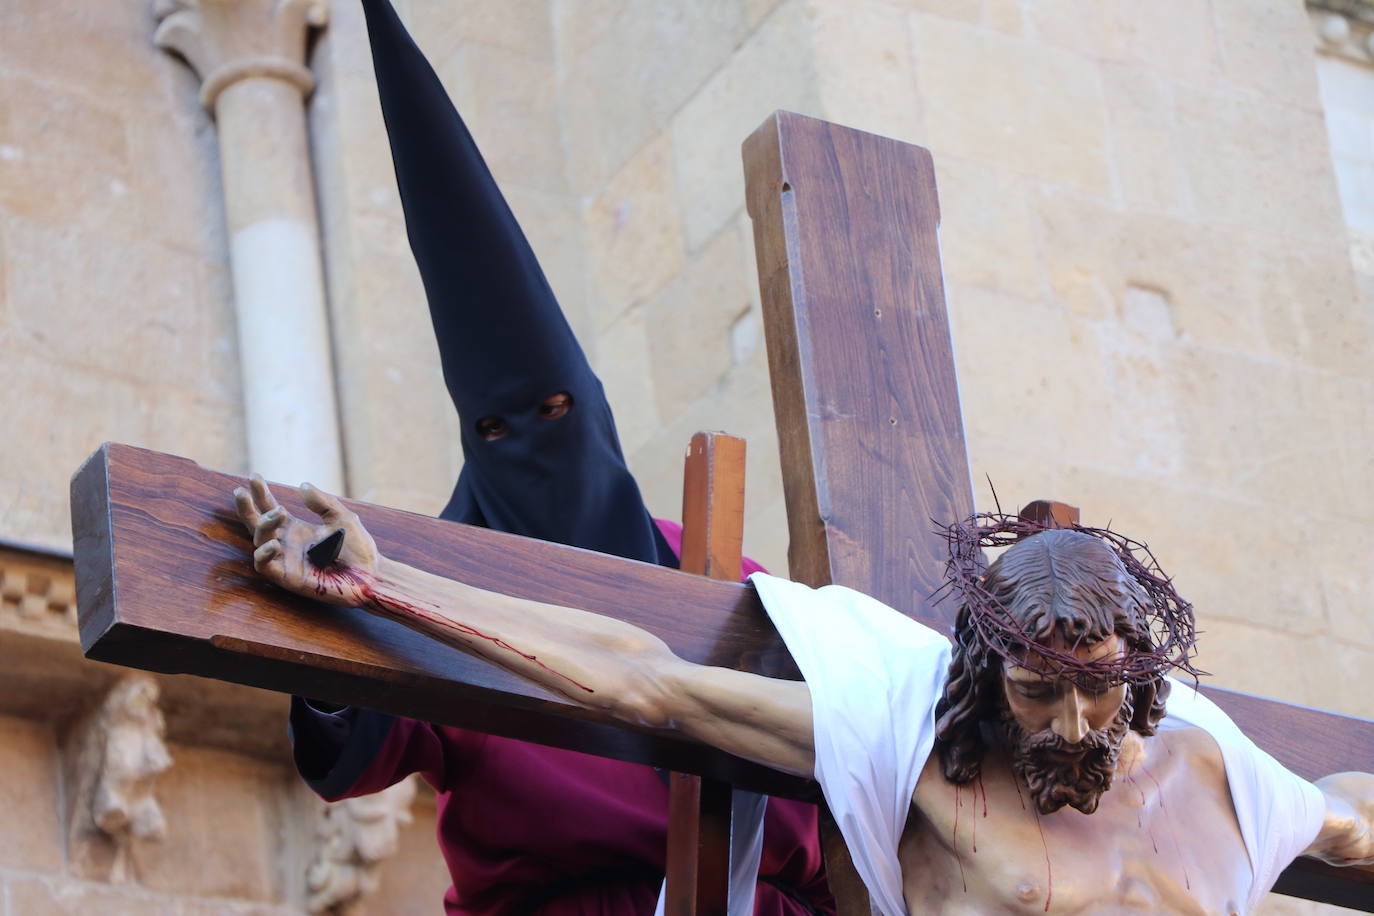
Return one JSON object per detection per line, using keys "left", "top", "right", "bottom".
{"left": 154, "top": 0, "right": 345, "bottom": 494}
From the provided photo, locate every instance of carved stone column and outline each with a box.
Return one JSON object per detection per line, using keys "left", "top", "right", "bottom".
{"left": 155, "top": 0, "right": 345, "bottom": 493}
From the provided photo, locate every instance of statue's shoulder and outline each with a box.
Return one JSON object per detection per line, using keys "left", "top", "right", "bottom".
{"left": 1148, "top": 725, "right": 1227, "bottom": 784}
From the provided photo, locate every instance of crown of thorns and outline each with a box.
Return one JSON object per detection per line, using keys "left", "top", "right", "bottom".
{"left": 935, "top": 511, "right": 1205, "bottom": 688}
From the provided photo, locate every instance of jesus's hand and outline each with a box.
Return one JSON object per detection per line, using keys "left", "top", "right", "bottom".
{"left": 233, "top": 475, "right": 380, "bottom": 608}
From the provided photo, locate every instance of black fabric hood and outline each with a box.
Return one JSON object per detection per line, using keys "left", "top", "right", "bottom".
{"left": 360, "top": 0, "right": 675, "bottom": 567}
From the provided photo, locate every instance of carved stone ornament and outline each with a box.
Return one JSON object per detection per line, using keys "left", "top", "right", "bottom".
{"left": 1309, "top": 0, "right": 1374, "bottom": 63}
{"left": 152, "top": 0, "right": 330, "bottom": 111}
{"left": 65, "top": 673, "right": 174, "bottom": 882}
{"left": 306, "top": 775, "right": 418, "bottom": 914}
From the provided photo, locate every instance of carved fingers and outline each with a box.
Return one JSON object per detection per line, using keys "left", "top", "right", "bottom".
{"left": 232, "top": 475, "right": 380, "bottom": 608}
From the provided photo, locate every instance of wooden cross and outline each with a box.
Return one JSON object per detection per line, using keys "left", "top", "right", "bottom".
{"left": 70, "top": 112, "right": 1374, "bottom": 912}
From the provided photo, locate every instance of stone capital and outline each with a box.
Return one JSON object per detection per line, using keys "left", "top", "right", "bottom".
{"left": 153, "top": 0, "right": 329, "bottom": 111}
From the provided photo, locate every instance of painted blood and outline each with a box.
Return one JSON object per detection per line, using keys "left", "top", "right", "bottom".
{"left": 316, "top": 565, "right": 595, "bottom": 695}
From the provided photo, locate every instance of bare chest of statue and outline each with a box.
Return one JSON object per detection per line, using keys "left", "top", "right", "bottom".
{"left": 902, "top": 729, "right": 1251, "bottom": 916}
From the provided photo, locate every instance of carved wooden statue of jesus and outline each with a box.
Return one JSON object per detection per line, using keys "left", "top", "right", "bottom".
{"left": 233, "top": 474, "right": 1374, "bottom": 915}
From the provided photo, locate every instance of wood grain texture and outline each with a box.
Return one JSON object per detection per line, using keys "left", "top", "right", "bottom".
{"left": 70, "top": 442, "right": 812, "bottom": 798}
{"left": 666, "top": 432, "right": 747, "bottom": 915}
{"left": 744, "top": 108, "right": 971, "bottom": 916}
{"left": 744, "top": 110, "right": 972, "bottom": 632}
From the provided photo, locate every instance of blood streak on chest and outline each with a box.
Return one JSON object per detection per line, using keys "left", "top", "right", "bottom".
{"left": 1139, "top": 761, "right": 1190, "bottom": 891}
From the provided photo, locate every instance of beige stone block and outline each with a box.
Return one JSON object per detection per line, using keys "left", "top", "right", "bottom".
{"left": 0, "top": 349, "right": 153, "bottom": 546}
{"left": 0, "top": 74, "right": 132, "bottom": 236}
{"left": 432, "top": 43, "right": 567, "bottom": 195}
{"left": 1023, "top": 0, "right": 1127, "bottom": 60}
{"left": 645, "top": 223, "right": 753, "bottom": 425}
{"left": 584, "top": 134, "right": 685, "bottom": 330}
{"left": 1030, "top": 186, "right": 1123, "bottom": 320}
{"left": 6, "top": 877, "right": 171, "bottom": 916}
{"left": 594, "top": 304, "right": 660, "bottom": 456}
{"left": 883, "top": 0, "right": 979, "bottom": 22}
{"left": 1312, "top": 528, "right": 1374, "bottom": 658}
{"left": 1321, "top": 642, "right": 1374, "bottom": 721}
{"left": 0, "top": 714, "right": 62, "bottom": 872}
{"left": 1251, "top": 241, "right": 1369, "bottom": 376}
{"left": 1117, "top": 0, "right": 1219, "bottom": 84}
{"left": 935, "top": 156, "right": 1044, "bottom": 299}
{"left": 627, "top": 343, "right": 781, "bottom": 535}
{"left": 1190, "top": 617, "right": 1343, "bottom": 714}
{"left": 1167, "top": 345, "right": 1345, "bottom": 521}
{"left": 1172, "top": 85, "right": 1345, "bottom": 244}
{"left": 1210, "top": 0, "right": 1320, "bottom": 107}
{"left": 980, "top": 0, "right": 1023, "bottom": 34}
{"left": 745, "top": 0, "right": 783, "bottom": 29}
{"left": 4, "top": 218, "right": 236, "bottom": 401}
{"left": 947, "top": 285, "right": 1116, "bottom": 475}
{"left": 402, "top": 0, "right": 554, "bottom": 60}
{"left": 912, "top": 15, "right": 1111, "bottom": 194}
{"left": 1099, "top": 62, "right": 1191, "bottom": 215}
{"left": 670, "top": 1, "right": 818, "bottom": 251}
{"left": 0, "top": 0, "right": 166, "bottom": 100}
{"left": 118, "top": 100, "right": 225, "bottom": 257}
{"left": 134, "top": 745, "right": 290, "bottom": 901}
{"left": 551, "top": 0, "right": 626, "bottom": 58}
{"left": 1115, "top": 212, "right": 1266, "bottom": 353}
{"left": 558, "top": 0, "right": 749, "bottom": 192}
{"left": 811, "top": 0, "right": 924, "bottom": 146}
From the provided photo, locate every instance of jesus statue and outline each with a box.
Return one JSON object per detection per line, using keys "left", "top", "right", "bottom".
{"left": 232, "top": 476, "right": 1374, "bottom": 915}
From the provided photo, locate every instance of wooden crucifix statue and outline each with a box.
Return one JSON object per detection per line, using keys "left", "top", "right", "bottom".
{"left": 230, "top": 474, "right": 1374, "bottom": 915}
{"left": 73, "top": 112, "right": 1374, "bottom": 914}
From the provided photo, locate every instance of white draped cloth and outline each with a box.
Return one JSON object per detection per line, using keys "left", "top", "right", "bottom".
{"left": 727, "top": 573, "right": 1329, "bottom": 916}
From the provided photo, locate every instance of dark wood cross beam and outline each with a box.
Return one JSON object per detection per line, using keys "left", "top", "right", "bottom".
{"left": 70, "top": 112, "right": 1374, "bottom": 911}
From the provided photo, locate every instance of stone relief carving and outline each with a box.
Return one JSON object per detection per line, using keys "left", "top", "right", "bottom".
{"left": 306, "top": 775, "right": 418, "bottom": 914}
{"left": 1309, "top": 0, "right": 1374, "bottom": 63}
{"left": 66, "top": 673, "right": 174, "bottom": 882}
{"left": 0, "top": 555, "right": 76, "bottom": 623}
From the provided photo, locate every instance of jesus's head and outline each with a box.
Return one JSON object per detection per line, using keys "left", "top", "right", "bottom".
{"left": 935, "top": 529, "right": 1171, "bottom": 815}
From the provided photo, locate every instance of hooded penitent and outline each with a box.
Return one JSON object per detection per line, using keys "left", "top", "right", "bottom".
{"left": 359, "top": 0, "right": 675, "bottom": 567}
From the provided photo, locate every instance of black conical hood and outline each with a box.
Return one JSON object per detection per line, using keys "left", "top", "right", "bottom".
{"left": 360, "top": 0, "right": 674, "bottom": 567}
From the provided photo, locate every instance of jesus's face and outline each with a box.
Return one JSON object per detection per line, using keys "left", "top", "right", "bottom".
{"left": 1000, "top": 635, "right": 1132, "bottom": 815}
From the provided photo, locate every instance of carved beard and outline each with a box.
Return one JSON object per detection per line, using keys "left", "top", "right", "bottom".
{"left": 1001, "top": 694, "right": 1134, "bottom": 816}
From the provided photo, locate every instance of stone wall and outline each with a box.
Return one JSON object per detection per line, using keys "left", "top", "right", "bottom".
{"left": 2, "top": 0, "right": 1373, "bottom": 913}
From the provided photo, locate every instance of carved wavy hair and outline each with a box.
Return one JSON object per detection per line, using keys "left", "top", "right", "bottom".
{"left": 934, "top": 529, "right": 1174, "bottom": 785}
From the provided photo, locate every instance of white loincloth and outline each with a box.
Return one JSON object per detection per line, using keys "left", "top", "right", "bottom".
{"left": 742, "top": 572, "right": 1328, "bottom": 916}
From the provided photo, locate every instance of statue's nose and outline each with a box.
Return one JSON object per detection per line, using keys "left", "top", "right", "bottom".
{"left": 1050, "top": 687, "right": 1089, "bottom": 745}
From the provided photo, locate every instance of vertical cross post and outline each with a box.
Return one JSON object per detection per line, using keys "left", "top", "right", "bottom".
{"left": 665, "top": 432, "right": 748, "bottom": 914}
{"left": 743, "top": 111, "right": 975, "bottom": 915}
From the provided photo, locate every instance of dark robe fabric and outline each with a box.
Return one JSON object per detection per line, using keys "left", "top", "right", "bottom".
{"left": 286, "top": 2, "right": 833, "bottom": 912}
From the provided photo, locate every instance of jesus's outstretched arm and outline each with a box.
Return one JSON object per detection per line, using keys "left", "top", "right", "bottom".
{"left": 234, "top": 477, "right": 817, "bottom": 778}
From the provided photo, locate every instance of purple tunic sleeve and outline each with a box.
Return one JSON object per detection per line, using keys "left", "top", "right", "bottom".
{"left": 289, "top": 699, "right": 457, "bottom": 801}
